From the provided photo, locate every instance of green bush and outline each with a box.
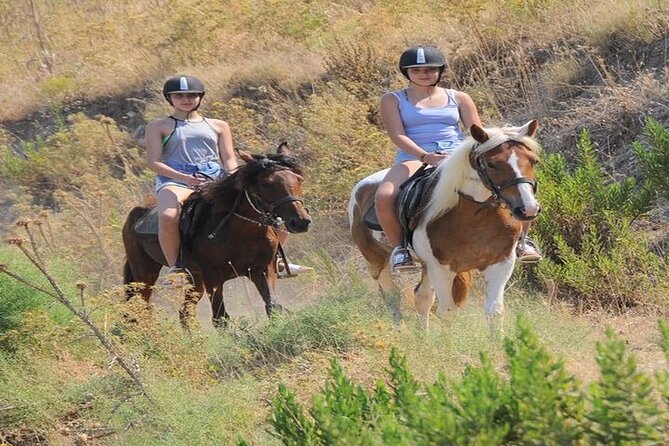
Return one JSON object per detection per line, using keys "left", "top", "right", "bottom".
{"left": 634, "top": 117, "right": 669, "bottom": 201}
{"left": 530, "top": 128, "right": 664, "bottom": 310}
{"left": 266, "top": 317, "right": 669, "bottom": 445}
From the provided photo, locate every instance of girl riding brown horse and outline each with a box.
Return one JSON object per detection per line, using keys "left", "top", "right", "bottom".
{"left": 122, "top": 147, "right": 311, "bottom": 327}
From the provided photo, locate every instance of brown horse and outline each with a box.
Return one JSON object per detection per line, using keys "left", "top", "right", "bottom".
{"left": 122, "top": 146, "right": 311, "bottom": 327}
{"left": 349, "top": 121, "right": 541, "bottom": 330}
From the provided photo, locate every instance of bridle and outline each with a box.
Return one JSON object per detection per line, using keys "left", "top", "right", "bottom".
{"left": 235, "top": 189, "right": 304, "bottom": 228}
{"left": 469, "top": 145, "right": 537, "bottom": 211}
{"left": 207, "top": 167, "right": 305, "bottom": 238}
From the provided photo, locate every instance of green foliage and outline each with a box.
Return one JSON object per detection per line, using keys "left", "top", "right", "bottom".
{"left": 265, "top": 319, "right": 669, "bottom": 445}
{"left": 634, "top": 117, "right": 669, "bottom": 201}
{"left": 657, "top": 320, "right": 669, "bottom": 409}
{"left": 532, "top": 128, "right": 664, "bottom": 309}
{"left": 0, "top": 113, "right": 143, "bottom": 205}
{"left": 504, "top": 316, "right": 584, "bottom": 443}
{"left": 279, "top": 86, "right": 391, "bottom": 208}
{"left": 585, "top": 328, "right": 664, "bottom": 445}
{"left": 0, "top": 246, "right": 76, "bottom": 342}
{"left": 39, "top": 75, "right": 76, "bottom": 102}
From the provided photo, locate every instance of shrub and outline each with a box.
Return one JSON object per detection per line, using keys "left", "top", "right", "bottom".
{"left": 265, "top": 317, "right": 669, "bottom": 445}
{"left": 530, "top": 128, "right": 664, "bottom": 310}
{"left": 634, "top": 117, "right": 669, "bottom": 201}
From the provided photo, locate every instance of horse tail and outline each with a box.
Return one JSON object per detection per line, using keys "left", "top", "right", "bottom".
{"left": 453, "top": 272, "right": 471, "bottom": 307}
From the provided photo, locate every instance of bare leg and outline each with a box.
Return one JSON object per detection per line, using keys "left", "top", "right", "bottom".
{"left": 157, "top": 186, "right": 194, "bottom": 267}
{"left": 375, "top": 161, "right": 421, "bottom": 247}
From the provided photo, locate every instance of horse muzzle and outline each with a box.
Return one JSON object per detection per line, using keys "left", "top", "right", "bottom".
{"left": 285, "top": 216, "right": 312, "bottom": 233}
{"left": 512, "top": 205, "right": 541, "bottom": 221}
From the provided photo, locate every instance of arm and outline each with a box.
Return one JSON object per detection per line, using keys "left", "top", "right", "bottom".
{"left": 455, "top": 91, "right": 482, "bottom": 130}
{"left": 379, "top": 93, "right": 426, "bottom": 159}
{"left": 211, "top": 119, "right": 238, "bottom": 173}
{"left": 145, "top": 119, "right": 204, "bottom": 187}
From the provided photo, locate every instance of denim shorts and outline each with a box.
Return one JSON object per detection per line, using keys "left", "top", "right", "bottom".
{"left": 155, "top": 160, "right": 223, "bottom": 192}
{"left": 394, "top": 140, "right": 462, "bottom": 164}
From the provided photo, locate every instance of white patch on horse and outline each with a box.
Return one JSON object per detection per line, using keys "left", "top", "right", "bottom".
{"left": 508, "top": 151, "right": 540, "bottom": 216}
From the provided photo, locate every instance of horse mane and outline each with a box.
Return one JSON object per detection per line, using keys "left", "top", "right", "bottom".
{"left": 422, "top": 125, "right": 541, "bottom": 224}
{"left": 193, "top": 153, "right": 304, "bottom": 212}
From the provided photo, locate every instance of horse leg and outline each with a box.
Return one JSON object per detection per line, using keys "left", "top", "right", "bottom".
{"left": 482, "top": 258, "right": 515, "bottom": 337}
{"left": 377, "top": 262, "right": 402, "bottom": 324}
{"left": 209, "top": 285, "right": 230, "bottom": 328}
{"left": 250, "top": 270, "right": 283, "bottom": 317}
{"left": 121, "top": 256, "right": 161, "bottom": 327}
{"left": 123, "top": 259, "right": 161, "bottom": 302}
{"left": 179, "top": 277, "right": 204, "bottom": 332}
{"left": 426, "top": 263, "right": 458, "bottom": 317}
{"left": 414, "top": 269, "right": 435, "bottom": 328}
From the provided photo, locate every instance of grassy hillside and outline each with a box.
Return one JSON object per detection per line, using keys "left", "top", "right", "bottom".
{"left": 1, "top": 0, "right": 669, "bottom": 444}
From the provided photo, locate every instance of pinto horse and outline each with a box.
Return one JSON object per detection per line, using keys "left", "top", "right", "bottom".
{"left": 122, "top": 147, "right": 311, "bottom": 327}
{"left": 349, "top": 120, "right": 540, "bottom": 329}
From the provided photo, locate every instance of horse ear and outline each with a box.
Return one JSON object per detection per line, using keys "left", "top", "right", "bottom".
{"left": 470, "top": 125, "right": 490, "bottom": 144}
{"left": 237, "top": 149, "right": 254, "bottom": 163}
{"left": 277, "top": 141, "right": 292, "bottom": 156}
{"left": 521, "top": 119, "right": 539, "bottom": 137}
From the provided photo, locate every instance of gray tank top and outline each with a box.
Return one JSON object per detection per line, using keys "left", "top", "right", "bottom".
{"left": 161, "top": 117, "right": 220, "bottom": 165}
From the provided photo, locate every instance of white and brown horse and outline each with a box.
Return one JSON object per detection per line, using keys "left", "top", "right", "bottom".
{"left": 349, "top": 120, "right": 541, "bottom": 329}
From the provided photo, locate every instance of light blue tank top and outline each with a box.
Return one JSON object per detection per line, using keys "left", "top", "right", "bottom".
{"left": 161, "top": 117, "right": 220, "bottom": 167}
{"left": 392, "top": 88, "right": 464, "bottom": 163}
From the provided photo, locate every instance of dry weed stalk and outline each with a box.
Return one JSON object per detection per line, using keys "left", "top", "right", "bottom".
{"left": 1, "top": 235, "right": 149, "bottom": 397}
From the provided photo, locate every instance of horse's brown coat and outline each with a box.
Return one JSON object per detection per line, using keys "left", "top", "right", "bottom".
{"left": 122, "top": 148, "right": 311, "bottom": 327}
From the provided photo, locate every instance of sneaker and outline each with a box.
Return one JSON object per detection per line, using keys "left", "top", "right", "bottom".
{"left": 277, "top": 261, "right": 314, "bottom": 279}
{"left": 391, "top": 246, "right": 421, "bottom": 273}
{"left": 516, "top": 236, "right": 542, "bottom": 264}
{"left": 162, "top": 265, "right": 193, "bottom": 286}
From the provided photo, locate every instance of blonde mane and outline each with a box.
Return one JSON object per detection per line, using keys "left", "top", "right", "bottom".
{"left": 422, "top": 125, "right": 541, "bottom": 224}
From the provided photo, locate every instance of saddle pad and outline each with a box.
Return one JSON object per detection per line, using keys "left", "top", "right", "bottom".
{"left": 362, "top": 205, "right": 383, "bottom": 231}
{"left": 133, "top": 207, "right": 159, "bottom": 237}
{"left": 397, "top": 166, "right": 435, "bottom": 232}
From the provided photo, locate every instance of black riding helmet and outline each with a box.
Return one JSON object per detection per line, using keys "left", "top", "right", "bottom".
{"left": 162, "top": 75, "right": 206, "bottom": 107}
{"left": 399, "top": 46, "right": 447, "bottom": 85}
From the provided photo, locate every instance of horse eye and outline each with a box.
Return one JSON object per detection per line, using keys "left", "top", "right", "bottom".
{"left": 487, "top": 162, "right": 498, "bottom": 169}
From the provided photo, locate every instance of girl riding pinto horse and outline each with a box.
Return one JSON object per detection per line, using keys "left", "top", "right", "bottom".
{"left": 375, "top": 46, "right": 541, "bottom": 273}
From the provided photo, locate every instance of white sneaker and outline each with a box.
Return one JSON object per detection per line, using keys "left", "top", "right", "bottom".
{"left": 516, "top": 237, "right": 542, "bottom": 264}
{"left": 390, "top": 246, "right": 422, "bottom": 273}
{"left": 277, "top": 262, "right": 313, "bottom": 278}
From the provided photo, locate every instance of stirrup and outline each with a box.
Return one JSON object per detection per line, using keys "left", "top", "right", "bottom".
{"left": 516, "top": 236, "right": 542, "bottom": 264}
{"left": 391, "top": 246, "right": 421, "bottom": 273}
{"left": 162, "top": 265, "right": 194, "bottom": 286}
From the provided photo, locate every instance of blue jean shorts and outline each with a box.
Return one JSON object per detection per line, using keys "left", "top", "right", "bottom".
{"left": 155, "top": 160, "right": 223, "bottom": 192}
{"left": 394, "top": 140, "right": 462, "bottom": 164}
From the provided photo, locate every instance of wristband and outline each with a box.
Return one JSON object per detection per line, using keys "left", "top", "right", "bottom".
{"left": 420, "top": 152, "right": 428, "bottom": 163}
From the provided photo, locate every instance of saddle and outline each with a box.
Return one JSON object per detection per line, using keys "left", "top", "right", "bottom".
{"left": 132, "top": 198, "right": 206, "bottom": 248}
{"left": 362, "top": 165, "right": 436, "bottom": 244}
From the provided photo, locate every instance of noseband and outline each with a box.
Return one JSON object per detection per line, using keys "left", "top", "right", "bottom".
{"left": 473, "top": 149, "right": 537, "bottom": 209}
{"left": 242, "top": 189, "right": 304, "bottom": 227}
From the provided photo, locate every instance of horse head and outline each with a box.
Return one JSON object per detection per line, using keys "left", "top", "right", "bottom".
{"left": 236, "top": 144, "right": 312, "bottom": 233}
{"left": 469, "top": 120, "right": 541, "bottom": 221}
